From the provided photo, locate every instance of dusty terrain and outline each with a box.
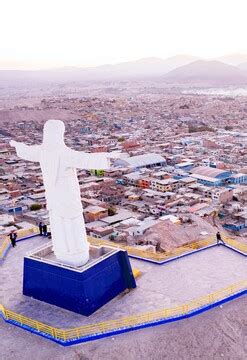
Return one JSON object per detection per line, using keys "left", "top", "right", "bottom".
{"left": 142, "top": 214, "right": 218, "bottom": 250}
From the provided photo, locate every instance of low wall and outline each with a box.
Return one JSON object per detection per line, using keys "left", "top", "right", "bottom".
{"left": 0, "top": 279, "right": 247, "bottom": 346}
{"left": 0, "top": 226, "right": 39, "bottom": 260}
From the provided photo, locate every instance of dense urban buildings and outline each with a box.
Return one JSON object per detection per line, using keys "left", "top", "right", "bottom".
{"left": 1, "top": 86, "right": 247, "bottom": 251}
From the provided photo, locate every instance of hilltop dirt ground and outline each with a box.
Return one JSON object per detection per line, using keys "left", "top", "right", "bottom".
{"left": 1, "top": 237, "right": 247, "bottom": 359}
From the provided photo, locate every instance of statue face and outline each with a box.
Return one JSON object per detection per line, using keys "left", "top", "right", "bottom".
{"left": 43, "top": 120, "right": 65, "bottom": 148}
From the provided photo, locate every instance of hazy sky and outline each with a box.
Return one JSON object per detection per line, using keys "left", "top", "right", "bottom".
{"left": 1, "top": 0, "right": 247, "bottom": 69}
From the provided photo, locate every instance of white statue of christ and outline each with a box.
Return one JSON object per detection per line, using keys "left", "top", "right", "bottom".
{"left": 10, "top": 119, "right": 114, "bottom": 266}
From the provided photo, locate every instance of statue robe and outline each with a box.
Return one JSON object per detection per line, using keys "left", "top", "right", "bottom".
{"left": 15, "top": 142, "right": 109, "bottom": 265}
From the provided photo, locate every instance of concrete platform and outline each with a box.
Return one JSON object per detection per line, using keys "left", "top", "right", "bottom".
{"left": 1, "top": 236, "right": 247, "bottom": 329}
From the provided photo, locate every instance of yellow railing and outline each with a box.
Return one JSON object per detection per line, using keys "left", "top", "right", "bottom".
{"left": 3, "top": 233, "right": 213, "bottom": 263}
{"left": 88, "top": 236, "right": 217, "bottom": 262}
{"left": 2, "top": 229, "right": 247, "bottom": 264}
{"left": 223, "top": 236, "right": 247, "bottom": 253}
{"left": 0, "top": 237, "right": 10, "bottom": 259}
{"left": 88, "top": 235, "right": 247, "bottom": 262}
{"left": 0, "top": 226, "right": 39, "bottom": 259}
{"left": 1, "top": 279, "right": 246, "bottom": 343}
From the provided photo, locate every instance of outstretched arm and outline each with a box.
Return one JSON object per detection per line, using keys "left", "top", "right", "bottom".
{"left": 10, "top": 140, "right": 41, "bottom": 163}
{"left": 66, "top": 149, "right": 109, "bottom": 170}
{"left": 66, "top": 149, "right": 122, "bottom": 170}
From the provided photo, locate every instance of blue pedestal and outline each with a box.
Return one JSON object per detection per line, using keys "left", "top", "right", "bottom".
{"left": 23, "top": 245, "right": 136, "bottom": 316}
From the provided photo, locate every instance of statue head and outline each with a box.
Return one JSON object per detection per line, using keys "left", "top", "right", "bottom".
{"left": 43, "top": 120, "right": 65, "bottom": 149}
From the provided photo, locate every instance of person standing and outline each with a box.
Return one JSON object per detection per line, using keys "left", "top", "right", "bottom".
{"left": 216, "top": 231, "right": 225, "bottom": 245}
{"left": 42, "top": 223, "right": 47, "bottom": 236}
{"left": 39, "top": 221, "right": 43, "bottom": 236}
{"left": 9, "top": 231, "right": 17, "bottom": 248}
{"left": 47, "top": 224, "right": 51, "bottom": 239}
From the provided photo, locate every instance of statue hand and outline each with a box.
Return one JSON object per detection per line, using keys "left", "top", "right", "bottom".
{"left": 9, "top": 140, "right": 19, "bottom": 148}
{"left": 107, "top": 152, "right": 124, "bottom": 159}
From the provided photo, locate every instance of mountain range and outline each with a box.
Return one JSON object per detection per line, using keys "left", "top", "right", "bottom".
{"left": 163, "top": 60, "right": 247, "bottom": 84}
{"left": 1, "top": 54, "right": 247, "bottom": 85}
